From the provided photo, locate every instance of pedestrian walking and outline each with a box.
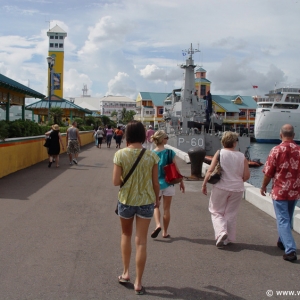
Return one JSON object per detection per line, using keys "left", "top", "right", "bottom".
{"left": 146, "top": 125, "right": 155, "bottom": 150}
{"left": 201, "top": 131, "right": 250, "bottom": 248}
{"left": 105, "top": 125, "right": 114, "bottom": 148}
{"left": 96, "top": 126, "right": 104, "bottom": 149}
{"left": 114, "top": 126, "right": 123, "bottom": 149}
{"left": 150, "top": 130, "right": 185, "bottom": 239}
{"left": 261, "top": 124, "right": 300, "bottom": 262}
{"left": 45, "top": 124, "right": 64, "bottom": 168}
{"left": 66, "top": 121, "right": 81, "bottom": 165}
{"left": 93, "top": 128, "right": 98, "bottom": 147}
{"left": 113, "top": 120, "right": 160, "bottom": 295}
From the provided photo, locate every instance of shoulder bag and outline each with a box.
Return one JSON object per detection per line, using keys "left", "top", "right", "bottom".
{"left": 164, "top": 149, "right": 183, "bottom": 184}
{"left": 115, "top": 148, "right": 146, "bottom": 215}
{"left": 43, "top": 137, "right": 51, "bottom": 148}
{"left": 207, "top": 149, "right": 222, "bottom": 184}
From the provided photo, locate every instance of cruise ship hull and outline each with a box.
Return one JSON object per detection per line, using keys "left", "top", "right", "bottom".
{"left": 255, "top": 105, "right": 300, "bottom": 143}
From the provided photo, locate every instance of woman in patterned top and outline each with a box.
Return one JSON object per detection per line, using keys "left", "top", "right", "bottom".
{"left": 113, "top": 121, "right": 160, "bottom": 295}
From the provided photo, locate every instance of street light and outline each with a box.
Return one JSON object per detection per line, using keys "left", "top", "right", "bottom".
{"left": 46, "top": 56, "right": 54, "bottom": 122}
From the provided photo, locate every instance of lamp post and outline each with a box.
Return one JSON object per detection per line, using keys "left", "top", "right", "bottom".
{"left": 46, "top": 56, "right": 54, "bottom": 123}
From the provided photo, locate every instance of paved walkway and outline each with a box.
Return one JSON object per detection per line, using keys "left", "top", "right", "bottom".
{"left": 0, "top": 143, "right": 299, "bottom": 300}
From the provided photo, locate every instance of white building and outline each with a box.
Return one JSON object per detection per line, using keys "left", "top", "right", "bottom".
{"left": 99, "top": 95, "right": 136, "bottom": 117}
{"left": 68, "top": 85, "right": 136, "bottom": 117}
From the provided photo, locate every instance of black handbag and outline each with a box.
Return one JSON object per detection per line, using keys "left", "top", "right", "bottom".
{"left": 115, "top": 148, "right": 146, "bottom": 215}
{"left": 207, "top": 149, "right": 222, "bottom": 184}
{"left": 43, "top": 138, "right": 51, "bottom": 148}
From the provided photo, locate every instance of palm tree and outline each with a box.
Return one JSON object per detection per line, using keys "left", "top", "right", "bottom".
{"left": 49, "top": 107, "right": 63, "bottom": 125}
{"left": 111, "top": 110, "right": 117, "bottom": 118}
{"left": 121, "top": 108, "right": 127, "bottom": 122}
{"left": 124, "top": 110, "right": 136, "bottom": 123}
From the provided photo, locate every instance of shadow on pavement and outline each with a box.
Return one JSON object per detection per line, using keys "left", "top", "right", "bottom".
{"left": 144, "top": 285, "right": 246, "bottom": 299}
{"left": 0, "top": 144, "right": 97, "bottom": 200}
{"left": 153, "top": 236, "right": 289, "bottom": 257}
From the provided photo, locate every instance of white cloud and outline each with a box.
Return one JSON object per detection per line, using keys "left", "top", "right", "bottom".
{"left": 1, "top": 0, "right": 300, "bottom": 103}
{"left": 107, "top": 72, "right": 136, "bottom": 98}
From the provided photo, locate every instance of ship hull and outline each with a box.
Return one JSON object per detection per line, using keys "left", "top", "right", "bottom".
{"left": 254, "top": 110, "right": 300, "bottom": 143}
{"left": 168, "top": 134, "right": 250, "bottom": 156}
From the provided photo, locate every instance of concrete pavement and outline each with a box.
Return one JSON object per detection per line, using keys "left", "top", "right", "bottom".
{"left": 0, "top": 142, "right": 299, "bottom": 300}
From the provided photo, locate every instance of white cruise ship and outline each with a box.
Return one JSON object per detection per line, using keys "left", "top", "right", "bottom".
{"left": 254, "top": 88, "right": 300, "bottom": 143}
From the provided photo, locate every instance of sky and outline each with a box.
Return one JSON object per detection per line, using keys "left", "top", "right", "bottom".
{"left": 1, "top": 0, "right": 300, "bottom": 104}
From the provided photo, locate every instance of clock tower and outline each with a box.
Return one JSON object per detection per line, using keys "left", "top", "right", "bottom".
{"left": 47, "top": 25, "right": 67, "bottom": 98}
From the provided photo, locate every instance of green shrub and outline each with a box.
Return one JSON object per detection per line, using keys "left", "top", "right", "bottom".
{"left": 0, "top": 120, "right": 9, "bottom": 140}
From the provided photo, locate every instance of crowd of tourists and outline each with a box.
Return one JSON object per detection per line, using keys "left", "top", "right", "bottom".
{"left": 45, "top": 120, "right": 299, "bottom": 295}
{"left": 113, "top": 122, "right": 300, "bottom": 295}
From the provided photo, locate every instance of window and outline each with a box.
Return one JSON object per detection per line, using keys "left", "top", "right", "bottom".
{"left": 55, "top": 36, "right": 58, "bottom": 39}
{"left": 200, "top": 85, "right": 206, "bottom": 96}
{"left": 274, "top": 104, "right": 299, "bottom": 109}
{"left": 159, "top": 108, "right": 163, "bottom": 114}
{"left": 50, "top": 43, "right": 54, "bottom": 47}
{"left": 55, "top": 43, "right": 58, "bottom": 48}
{"left": 258, "top": 103, "right": 273, "bottom": 108}
{"left": 59, "top": 44, "right": 63, "bottom": 48}
{"left": 59, "top": 36, "right": 63, "bottom": 39}
{"left": 239, "top": 111, "right": 246, "bottom": 116}
{"left": 50, "top": 36, "right": 54, "bottom": 39}
{"left": 250, "top": 112, "right": 256, "bottom": 118}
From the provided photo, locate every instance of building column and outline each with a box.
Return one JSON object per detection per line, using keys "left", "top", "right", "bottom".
{"left": 6, "top": 93, "right": 10, "bottom": 121}
{"left": 22, "top": 102, "right": 25, "bottom": 121}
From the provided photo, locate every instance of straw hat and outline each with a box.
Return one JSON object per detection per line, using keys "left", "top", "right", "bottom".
{"left": 52, "top": 124, "right": 60, "bottom": 131}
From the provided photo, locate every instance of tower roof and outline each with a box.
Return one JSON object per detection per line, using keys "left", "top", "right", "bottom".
{"left": 47, "top": 25, "right": 67, "bottom": 37}
{"left": 48, "top": 25, "right": 67, "bottom": 33}
{"left": 195, "top": 67, "right": 206, "bottom": 72}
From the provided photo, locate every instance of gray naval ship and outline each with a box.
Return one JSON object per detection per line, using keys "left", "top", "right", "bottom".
{"left": 160, "top": 44, "right": 251, "bottom": 157}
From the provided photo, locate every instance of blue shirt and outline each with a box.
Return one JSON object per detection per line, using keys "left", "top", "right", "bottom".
{"left": 152, "top": 149, "right": 175, "bottom": 189}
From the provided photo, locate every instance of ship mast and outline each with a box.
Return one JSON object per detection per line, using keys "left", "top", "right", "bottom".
{"left": 180, "top": 43, "right": 200, "bottom": 133}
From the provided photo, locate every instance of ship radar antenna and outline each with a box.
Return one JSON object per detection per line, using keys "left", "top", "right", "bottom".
{"left": 182, "top": 43, "right": 200, "bottom": 59}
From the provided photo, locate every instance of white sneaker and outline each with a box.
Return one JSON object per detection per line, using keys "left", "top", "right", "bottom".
{"left": 216, "top": 233, "right": 228, "bottom": 248}
{"left": 73, "top": 159, "right": 78, "bottom": 164}
{"left": 223, "top": 239, "right": 232, "bottom": 246}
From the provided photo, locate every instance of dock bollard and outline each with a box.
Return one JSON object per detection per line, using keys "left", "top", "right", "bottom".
{"left": 187, "top": 146, "right": 206, "bottom": 180}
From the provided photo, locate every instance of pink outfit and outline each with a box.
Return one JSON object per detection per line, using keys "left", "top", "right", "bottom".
{"left": 209, "top": 149, "right": 245, "bottom": 242}
{"left": 146, "top": 129, "right": 155, "bottom": 142}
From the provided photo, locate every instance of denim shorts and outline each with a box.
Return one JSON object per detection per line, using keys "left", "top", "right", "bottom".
{"left": 118, "top": 202, "right": 154, "bottom": 219}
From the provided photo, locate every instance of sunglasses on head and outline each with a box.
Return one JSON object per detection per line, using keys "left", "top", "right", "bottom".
{"left": 164, "top": 136, "right": 169, "bottom": 140}
{"left": 236, "top": 138, "right": 239, "bottom": 142}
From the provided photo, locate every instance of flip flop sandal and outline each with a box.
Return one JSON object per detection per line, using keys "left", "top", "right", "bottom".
{"left": 135, "top": 286, "right": 145, "bottom": 295}
{"left": 163, "top": 234, "right": 171, "bottom": 238}
{"left": 151, "top": 227, "right": 161, "bottom": 238}
{"left": 118, "top": 275, "right": 130, "bottom": 283}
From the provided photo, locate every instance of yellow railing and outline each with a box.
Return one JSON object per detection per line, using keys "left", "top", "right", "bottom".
{"left": 0, "top": 131, "right": 94, "bottom": 178}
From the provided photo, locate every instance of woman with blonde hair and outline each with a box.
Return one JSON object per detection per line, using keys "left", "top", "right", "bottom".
{"left": 45, "top": 124, "right": 64, "bottom": 168}
{"left": 150, "top": 130, "right": 185, "bottom": 239}
{"left": 201, "top": 131, "right": 250, "bottom": 248}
